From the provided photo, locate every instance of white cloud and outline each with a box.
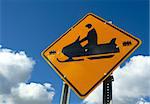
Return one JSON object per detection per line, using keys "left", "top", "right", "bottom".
{"left": 0, "top": 47, "right": 35, "bottom": 94}
{"left": 0, "top": 46, "right": 55, "bottom": 104}
{"left": 83, "top": 55, "right": 150, "bottom": 104}
{"left": 0, "top": 83, "right": 55, "bottom": 104}
{"left": 11, "top": 83, "right": 55, "bottom": 104}
{"left": 136, "top": 98, "right": 150, "bottom": 104}
{"left": 0, "top": 94, "right": 14, "bottom": 104}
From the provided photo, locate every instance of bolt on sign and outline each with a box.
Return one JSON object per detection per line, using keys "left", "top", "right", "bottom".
{"left": 41, "top": 13, "right": 141, "bottom": 98}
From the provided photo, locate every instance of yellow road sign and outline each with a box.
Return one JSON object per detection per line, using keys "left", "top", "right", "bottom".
{"left": 41, "top": 13, "right": 141, "bottom": 98}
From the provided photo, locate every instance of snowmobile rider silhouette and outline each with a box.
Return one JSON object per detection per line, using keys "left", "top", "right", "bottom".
{"left": 79, "top": 24, "right": 98, "bottom": 50}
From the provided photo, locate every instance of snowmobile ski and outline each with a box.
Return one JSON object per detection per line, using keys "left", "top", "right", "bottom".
{"left": 57, "top": 58, "right": 84, "bottom": 63}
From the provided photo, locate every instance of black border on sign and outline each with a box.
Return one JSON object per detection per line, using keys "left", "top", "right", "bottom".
{"left": 42, "top": 13, "right": 141, "bottom": 98}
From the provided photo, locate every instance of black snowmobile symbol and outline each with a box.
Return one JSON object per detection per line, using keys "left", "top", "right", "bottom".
{"left": 57, "top": 24, "right": 120, "bottom": 62}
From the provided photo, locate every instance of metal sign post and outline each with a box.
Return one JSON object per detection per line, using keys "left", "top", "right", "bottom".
{"left": 103, "top": 75, "right": 114, "bottom": 104}
{"left": 60, "top": 82, "right": 70, "bottom": 104}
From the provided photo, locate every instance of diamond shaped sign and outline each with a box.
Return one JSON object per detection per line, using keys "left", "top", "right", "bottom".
{"left": 41, "top": 13, "right": 141, "bottom": 98}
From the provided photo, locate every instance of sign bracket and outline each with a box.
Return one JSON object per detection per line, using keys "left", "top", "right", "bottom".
{"left": 103, "top": 74, "right": 114, "bottom": 104}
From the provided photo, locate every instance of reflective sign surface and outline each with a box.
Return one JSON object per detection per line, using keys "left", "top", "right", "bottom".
{"left": 41, "top": 13, "right": 141, "bottom": 98}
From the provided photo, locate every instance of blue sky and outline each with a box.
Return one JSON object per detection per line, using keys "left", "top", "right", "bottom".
{"left": 0, "top": 0, "right": 149, "bottom": 104}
